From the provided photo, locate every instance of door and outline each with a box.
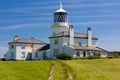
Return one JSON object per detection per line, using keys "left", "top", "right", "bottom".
{"left": 43, "top": 52, "right": 46, "bottom": 60}
{"left": 27, "top": 53, "right": 32, "bottom": 60}
{"left": 83, "top": 51, "right": 86, "bottom": 57}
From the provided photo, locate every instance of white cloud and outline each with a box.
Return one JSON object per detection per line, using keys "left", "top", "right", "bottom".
{"left": 65, "top": 3, "right": 120, "bottom": 8}
{"left": 98, "top": 36, "right": 120, "bottom": 51}
{"left": 0, "top": 5, "right": 57, "bottom": 13}
{"left": 0, "top": 9, "right": 32, "bottom": 13}
{"left": 0, "top": 1, "right": 119, "bottom": 14}
{"left": 0, "top": 47, "right": 8, "bottom": 53}
{"left": 0, "top": 46, "right": 8, "bottom": 58}
{"left": 0, "top": 23, "right": 50, "bottom": 30}
{"left": 0, "top": 16, "right": 52, "bottom": 25}
{"left": 73, "top": 20, "right": 120, "bottom": 25}
{"left": 71, "top": 14, "right": 120, "bottom": 18}
{"left": 15, "top": 1, "right": 57, "bottom": 6}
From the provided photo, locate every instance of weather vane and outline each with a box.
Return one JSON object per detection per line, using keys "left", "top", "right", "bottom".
{"left": 60, "top": 0, "right": 62, "bottom": 9}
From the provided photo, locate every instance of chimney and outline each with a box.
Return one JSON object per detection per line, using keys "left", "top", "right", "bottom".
{"left": 87, "top": 27, "right": 92, "bottom": 46}
{"left": 69, "top": 25, "right": 74, "bottom": 45}
{"left": 14, "top": 35, "right": 19, "bottom": 41}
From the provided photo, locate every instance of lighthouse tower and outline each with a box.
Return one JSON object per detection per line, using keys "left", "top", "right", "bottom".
{"left": 50, "top": 1, "right": 74, "bottom": 59}
{"left": 51, "top": 1, "right": 69, "bottom": 35}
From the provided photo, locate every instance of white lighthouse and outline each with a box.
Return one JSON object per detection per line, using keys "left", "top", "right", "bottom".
{"left": 49, "top": 1, "right": 107, "bottom": 59}
{"left": 5, "top": 1, "right": 108, "bottom": 60}
{"left": 51, "top": 1, "right": 69, "bottom": 35}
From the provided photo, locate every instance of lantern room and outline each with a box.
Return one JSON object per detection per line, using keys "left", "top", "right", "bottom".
{"left": 54, "top": 1, "right": 68, "bottom": 23}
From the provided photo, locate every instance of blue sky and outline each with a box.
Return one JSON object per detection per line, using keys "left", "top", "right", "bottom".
{"left": 0, "top": 0, "right": 120, "bottom": 58}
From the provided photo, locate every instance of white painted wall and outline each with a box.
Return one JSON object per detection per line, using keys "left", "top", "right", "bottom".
{"left": 5, "top": 43, "right": 47, "bottom": 60}
{"left": 51, "top": 23, "right": 69, "bottom": 35}
{"left": 15, "top": 44, "right": 32, "bottom": 60}
{"left": 5, "top": 44, "right": 17, "bottom": 60}
{"left": 64, "top": 45, "right": 75, "bottom": 57}
{"left": 50, "top": 37, "right": 70, "bottom": 58}
{"left": 50, "top": 36, "right": 97, "bottom": 59}
{"left": 100, "top": 52, "right": 108, "bottom": 57}
{"left": 79, "top": 51, "right": 84, "bottom": 57}
{"left": 74, "top": 38, "right": 97, "bottom": 46}
{"left": 32, "top": 50, "right": 50, "bottom": 60}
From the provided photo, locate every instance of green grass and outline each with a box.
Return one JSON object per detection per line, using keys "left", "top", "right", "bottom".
{"left": 63, "top": 59, "right": 120, "bottom": 80}
{"left": 0, "top": 59, "right": 120, "bottom": 80}
{"left": 0, "top": 60, "right": 52, "bottom": 80}
{"left": 51, "top": 60, "right": 66, "bottom": 80}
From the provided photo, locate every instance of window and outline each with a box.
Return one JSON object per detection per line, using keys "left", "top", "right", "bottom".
{"left": 76, "top": 51, "right": 80, "bottom": 56}
{"left": 11, "top": 51, "right": 14, "bottom": 58}
{"left": 11, "top": 45, "right": 14, "bottom": 49}
{"left": 53, "top": 49, "right": 58, "bottom": 56}
{"left": 35, "top": 53, "right": 38, "bottom": 58}
{"left": 54, "top": 39, "right": 58, "bottom": 45}
{"left": 53, "top": 32, "right": 55, "bottom": 35}
{"left": 21, "top": 46, "right": 25, "bottom": 49}
{"left": 101, "top": 52, "right": 107, "bottom": 56}
{"left": 79, "top": 42, "right": 81, "bottom": 46}
{"left": 21, "top": 52, "right": 25, "bottom": 58}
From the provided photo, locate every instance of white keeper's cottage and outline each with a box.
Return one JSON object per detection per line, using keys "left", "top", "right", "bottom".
{"left": 5, "top": 2, "right": 108, "bottom": 60}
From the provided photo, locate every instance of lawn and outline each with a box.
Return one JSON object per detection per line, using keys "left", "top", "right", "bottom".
{"left": 51, "top": 61, "right": 66, "bottom": 80}
{"left": 0, "top": 59, "right": 120, "bottom": 80}
{"left": 0, "top": 60, "right": 51, "bottom": 80}
{"left": 63, "top": 59, "right": 120, "bottom": 80}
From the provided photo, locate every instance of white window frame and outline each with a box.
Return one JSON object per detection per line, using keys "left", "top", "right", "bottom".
{"left": 11, "top": 45, "right": 14, "bottom": 49}
{"left": 21, "top": 46, "right": 25, "bottom": 49}
{"left": 21, "top": 52, "right": 25, "bottom": 58}
{"left": 11, "top": 51, "right": 14, "bottom": 58}
{"left": 35, "top": 53, "right": 38, "bottom": 58}
{"left": 79, "top": 42, "right": 81, "bottom": 46}
{"left": 53, "top": 49, "right": 58, "bottom": 56}
{"left": 54, "top": 39, "right": 58, "bottom": 45}
{"left": 76, "top": 51, "right": 80, "bottom": 56}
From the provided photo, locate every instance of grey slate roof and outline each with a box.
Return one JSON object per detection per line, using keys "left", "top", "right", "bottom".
{"left": 49, "top": 31, "right": 98, "bottom": 40}
{"left": 38, "top": 44, "right": 50, "bottom": 51}
{"left": 32, "top": 44, "right": 50, "bottom": 53}
{"left": 71, "top": 45, "right": 106, "bottom": 51}
{"left": 8, "top": 39, "right": 47, "bottom": 44}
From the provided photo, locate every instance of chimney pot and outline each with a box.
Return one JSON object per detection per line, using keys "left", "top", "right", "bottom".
{"left": 14, "top": 35, "right": 19, "bottom": 41}
{"left": 88, "top": 27, "right": 91, "bottom": 30}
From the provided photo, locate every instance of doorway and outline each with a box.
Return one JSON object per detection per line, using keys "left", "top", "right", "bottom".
{"left": 27, "top": 53, "right": 32, "bottom": 60}
{"left": 83, "top": 51, "right": 86, "bottom": 57}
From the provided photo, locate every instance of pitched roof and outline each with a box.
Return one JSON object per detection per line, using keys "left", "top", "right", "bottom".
{"left": 49, "top": 31, "right": 98, "bottom": 40}
{"left": 71, "top": 45, "right": 107, "bottom": 51}
{"left": 55, "top": 8, "right": 67, "bottom": 13}
{"left": 8, "top": 39, "right": 47, "bottom": 44}
{"left": 38, "top": 44, "right": 50, "bottom": 51}
{"left": 54, "top": 1, "right": 67, "bottom": 13}
{"left": 32, "top": 44, "right": 50, "bottom": 53}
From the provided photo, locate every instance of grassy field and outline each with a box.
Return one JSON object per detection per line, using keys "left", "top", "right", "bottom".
{"left": 0, "top": 61, "right": 51, "bottom": 80}
{"left": 51, "top": 61, "right": 66, "bottom": 80}
{"left": 0, "top": 59, "right": 120, "bottom": 80}
{"left": 63, "top": 59, "right": 120, "bottom": 80}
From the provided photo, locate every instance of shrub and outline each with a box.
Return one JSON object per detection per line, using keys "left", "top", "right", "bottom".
{"left": 0, "top": 58, "right": 5, "bottom": 61}
{"left": 56, "top": 53, "right": 72, "bottom": 60}
{"left": 87, "top": 56, "right": 100, "bottom": 59}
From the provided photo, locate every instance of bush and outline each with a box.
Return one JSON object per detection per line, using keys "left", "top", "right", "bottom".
{"left": 87, "top": 56, "right": 100, "bottom": 59}
{"left": 0, "top": 58, "right": 5, "bottom": 61}
{"left": 56, "top": 53, "right": 72, "bottom": 60}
